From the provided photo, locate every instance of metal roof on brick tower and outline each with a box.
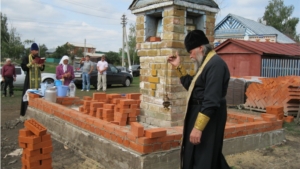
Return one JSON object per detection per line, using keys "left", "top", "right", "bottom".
{"left": 129, "top": 0, "right": 219, "bottom": 10}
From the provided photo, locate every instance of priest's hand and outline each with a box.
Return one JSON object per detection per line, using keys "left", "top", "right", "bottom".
{"left": 167, "top": 51, "right": 180, "bottom": 67}
{"left": 190, "top": 128, "right": 202, "bottom": 145}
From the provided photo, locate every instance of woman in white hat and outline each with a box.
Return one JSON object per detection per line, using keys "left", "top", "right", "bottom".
{"left": 56, "top": 55, "right": 74, "bottom": 85}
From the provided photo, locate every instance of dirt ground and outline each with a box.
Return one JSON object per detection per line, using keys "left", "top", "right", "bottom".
{"left": 1, "top": 90, "right": 300, "bottom": 169}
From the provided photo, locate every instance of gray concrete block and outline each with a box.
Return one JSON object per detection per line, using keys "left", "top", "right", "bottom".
{"left": 223, "top": 130, "right": 285, "bottom": 155}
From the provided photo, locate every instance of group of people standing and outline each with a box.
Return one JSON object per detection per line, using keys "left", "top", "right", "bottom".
{"left": 16, "top": 42, "right": 108, "bottom": 121}
{"left": 78, "top": 54, "right": 108, "bottom": 92}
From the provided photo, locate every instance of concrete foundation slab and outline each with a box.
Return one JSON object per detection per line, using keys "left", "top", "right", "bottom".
{"left": 27, "top": 107, "right": 285, "bottom": 169}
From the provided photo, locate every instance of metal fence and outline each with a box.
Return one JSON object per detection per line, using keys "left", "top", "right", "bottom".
{"left": 261, "top": 58, "right": 300, "bottom": 77}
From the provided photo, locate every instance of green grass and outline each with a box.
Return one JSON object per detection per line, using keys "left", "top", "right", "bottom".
{"left": 7, "top": 60, "right": 57, "bottom": 73}
{"left": 44, "top": 62, "right": 58, "bottom": 73}
{"left": 283, "top": 121, "right": 300, "bottom": 135}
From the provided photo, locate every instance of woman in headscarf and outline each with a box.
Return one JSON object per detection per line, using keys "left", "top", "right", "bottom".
{"left": 56, "top": 55, "right": 75, "bottom": 86}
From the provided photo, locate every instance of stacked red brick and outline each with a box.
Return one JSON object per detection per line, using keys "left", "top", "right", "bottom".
{"left": 79, "top": 93, "right": 141, "bottom": 126}
{"left": 245, "top": 76, "right": 300, "bottom": 116}
{"left": 19, "top": 119, "right": 53, "bottom": 169}
{"left": 126, "top": 123, "right": 182, "bottom": 153}
{"left": 225, "top": 110, "right": 283, "bottom": 139}
{"left": 27, "top": 93, "right": 183, "bottom": 154}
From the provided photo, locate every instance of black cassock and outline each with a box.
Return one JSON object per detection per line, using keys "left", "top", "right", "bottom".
{"left": 180, "top": 54, "right": 230, "bottom": 169}
{"left": 20, "top": 55, "right": 45, "bottom": 116}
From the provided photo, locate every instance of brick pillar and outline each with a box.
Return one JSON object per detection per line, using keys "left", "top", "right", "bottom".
{"left": 136, "top": 6, "right": 217, "bottom": 127}
{"left": 205, "top": 12, "right": 216, "bottom": 43}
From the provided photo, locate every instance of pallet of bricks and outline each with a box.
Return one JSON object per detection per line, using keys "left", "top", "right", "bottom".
{"left": 19, "top": 119, "right": 53, "bottom": 169}
{"left": 79, "top": 93, "right": 141, "bottom": 125}
{"left": 245, "top": 76, "right": 300, "bottom": 116}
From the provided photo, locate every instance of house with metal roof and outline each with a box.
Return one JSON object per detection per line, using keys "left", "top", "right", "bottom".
{"left": 214, "top": 13, "right": 295, "bottom": 46}
{"left": 215, "top": 39, "right": 300, "bottom": 77}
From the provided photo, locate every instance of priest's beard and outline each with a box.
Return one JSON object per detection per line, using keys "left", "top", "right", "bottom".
{"left": 193, "top": 49, "right": 204, "bottom": 70}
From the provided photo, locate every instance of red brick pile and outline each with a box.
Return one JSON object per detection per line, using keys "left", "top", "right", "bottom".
{"left": 79, "top": 93, "right": 141, "bottom": 126}
{"left": 245, "top": 76, "right": 300, "bottom": 116}
{"left": 19, "top": 119, "right": 53, "bottom": 169}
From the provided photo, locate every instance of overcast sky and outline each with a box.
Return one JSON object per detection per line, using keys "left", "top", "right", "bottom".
{"left": 1, "top": 0, "right": 299, "bottom": 53}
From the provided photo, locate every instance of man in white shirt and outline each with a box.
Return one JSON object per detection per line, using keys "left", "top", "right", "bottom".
{"left": 96, "top": 55, "right": 108, "bottom": 92}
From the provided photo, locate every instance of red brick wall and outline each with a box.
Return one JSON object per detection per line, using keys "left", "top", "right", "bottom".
{"left": 27, "top": 93, "right": 283, "bottom": 154}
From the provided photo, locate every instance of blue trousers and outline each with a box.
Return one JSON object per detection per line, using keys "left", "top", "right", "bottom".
{"left": 82, "top": 72, "right": 90, "bottom": 90}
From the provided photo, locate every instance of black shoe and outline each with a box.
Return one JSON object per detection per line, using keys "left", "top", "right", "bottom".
{"left": 10, "top": 95, "right": 14, "bottom": 97}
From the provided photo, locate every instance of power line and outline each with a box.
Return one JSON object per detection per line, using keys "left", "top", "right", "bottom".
{"left": 58, "top": 0, "right": 104, "bottom": 12}
{"left": 8, "top": 17, "right": 119, "bottom": 26}
{"left": 31, "top": 0, "right": 119, "bottom": 20}
{"left": 9, "top": 22, "right": 108, "bottom": 32}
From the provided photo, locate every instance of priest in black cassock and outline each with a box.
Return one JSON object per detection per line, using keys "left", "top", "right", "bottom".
{"left": 167, "top": 30, "right": 230, "bottom": 169}
{"left": 20, "top": 43, "right": 45, "bottom": 121}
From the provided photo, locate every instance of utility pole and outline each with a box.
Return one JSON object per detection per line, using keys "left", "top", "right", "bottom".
{"left": 121, "top": 14, "right": 126, "bottom": 67}
{"left": 121, "top": 14, "right": 131, "bottom": 69}
{"left": 124, "top": 27, "right": 131, "bottom": 70}
{"left": 84, "top": 39, "right": 86, "bottom": 57}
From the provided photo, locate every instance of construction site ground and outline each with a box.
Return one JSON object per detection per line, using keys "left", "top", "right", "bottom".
{"left": 1, "top": 90, "right": 300, "bottom": 169}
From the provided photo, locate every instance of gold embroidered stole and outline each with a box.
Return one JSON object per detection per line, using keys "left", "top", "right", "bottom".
{"left": 28, "top": 54, "right": 42, "bottom": 89}
{"left": 184, "top": 50, "right": 216, "bottom": 118}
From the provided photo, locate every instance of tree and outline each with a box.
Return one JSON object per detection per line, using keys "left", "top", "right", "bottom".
{"left": 23, "top": 39, "right": 34, "bottom": 58}
{"left": 106, "top": 51, "right": 121, "bottom": 65}
{"left": 261, "top": 0, "right": 299, "bottom": 42}
{"left": 127, "top": 23, "right": 139, "bottom": 64}
{"left": 76, "top": 48, "right": 84, "bottom": 58}
{"left": 39, "top": 44, "right": 48, "bottom": 57}
{"left": 52, "top": 43, "right": 75, "bottom": 59}
{"left": 1, "top": 13, "right": 10, "bottom": 60}
{"left": 8, "top": 27, "right": 24, "bottom": 60}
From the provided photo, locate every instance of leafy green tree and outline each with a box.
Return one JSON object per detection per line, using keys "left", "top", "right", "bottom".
{"left": 76, "top": 48, "right": 84, "bottom": 58}
{"left": 1, "top": 13, "right": 25, "bottom": 60}
{"left": 7, "top": 27, "right": 24, "bottom": 60}
{"left": 128, "top": 23, "right": 139, "bottom": 64}
{"left": 23, "top": 39, "right": 34, "bottom": 58}
{"left": 1, "top": 13, "right": 10, "bottom": 60}
{"left": 106, "top": 51, "right": 121, "bottom": 65}
{"left": 39, "top": 44, "right": 48, "bottom": 57}
{"left": 261, "top": 0, "right": 299, "bottom": 42}
{"left": 52, "top": 43, "right": 75, "bottom": 59}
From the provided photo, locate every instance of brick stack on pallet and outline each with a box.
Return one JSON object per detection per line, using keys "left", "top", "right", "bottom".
{"left": 19, "top": 119, "right": 53, "bottom": 169}
{"left": 245, "top": 76, "right": 300, "bottom": 116}
{"left": 79, "top": 93, "right": 141, "bottom": 126}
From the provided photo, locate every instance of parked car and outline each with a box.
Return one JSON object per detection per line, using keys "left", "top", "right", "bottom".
{"left": 116, "top": 66, "right": 131, "bottom": 73}
{"left": 130, "top": 65, "right": 140, "bottom": 77}
{"left": 73, "top": 63, "right": 133, "bottom": 89}
{"left": 0, "top": 66, "right": 57, "bottom": 88}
